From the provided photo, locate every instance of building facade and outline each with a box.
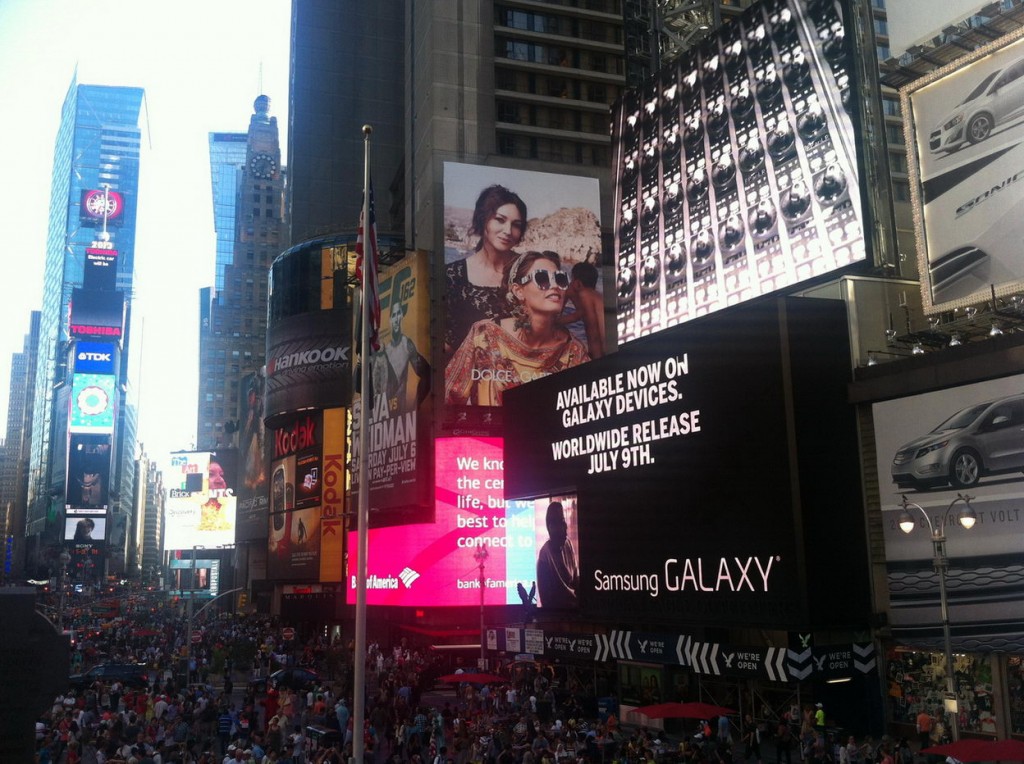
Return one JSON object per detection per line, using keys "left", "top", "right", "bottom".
{"left": 196, "top": 96, "right": 285, "bottom": 451}
{"left": 24, "top": 79, "right": 145, "bottom": 582}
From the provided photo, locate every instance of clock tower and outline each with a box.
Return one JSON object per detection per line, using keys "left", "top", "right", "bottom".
{"left": 197, "top": 94, "right": 286, "bottom": 451}
{"left": 246, "top": 94, "right": 281, "bottom": 183}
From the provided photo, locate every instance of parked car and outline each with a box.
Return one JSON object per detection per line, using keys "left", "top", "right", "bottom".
{"left": 249, "top": 667, "right": 321, "bottom": 693}
{"left": 69, "top": 663, "right": 150, "bottom": 691}
{"left": 892, "top": 394, "right": 1024, "bottom": 489}
{"left": 929, "top": 56, "right": 1024, "bottom": 154}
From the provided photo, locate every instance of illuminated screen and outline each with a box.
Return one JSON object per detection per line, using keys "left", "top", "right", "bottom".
{"left": 70, "top": 373, "right": 116, "bottom": 433}
{"left": 613, "top": 0, "right": 866, "bottom": 342}
{"left": 74, "top": 342, "right": 116, "bottom": 375}
{"left": 347, "top": 437, "right": 579, "bottom": 607}
{"left": 163, "top": 452, "right": 237, "bottom": 550}
{"left": 66, "top": 434, "right": 112, "bottom": 511}
{"left": 80, "top": 188, "right": 125, "bottom": 224}
{"left": 65, "top": 516, "right": 107, "bottom": 543}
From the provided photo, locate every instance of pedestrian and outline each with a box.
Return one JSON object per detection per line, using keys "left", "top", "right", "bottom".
{"left": 742, "top": 714, "right": 762, "bottom": 764}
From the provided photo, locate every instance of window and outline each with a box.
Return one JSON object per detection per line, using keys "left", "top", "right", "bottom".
{"left": 892, "top": 180, "right": 910, "bottom": 201}
{"left": 882, "top": 97, "right": 901, "bottom": 117}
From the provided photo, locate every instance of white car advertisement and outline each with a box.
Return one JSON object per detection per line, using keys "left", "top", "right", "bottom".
{"left": 904, "top": 28, "right": 1024, "bottom": 313}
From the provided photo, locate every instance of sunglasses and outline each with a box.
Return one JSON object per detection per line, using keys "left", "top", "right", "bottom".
{"left": 517, "top": 269, "right": 569, "bottom": 290}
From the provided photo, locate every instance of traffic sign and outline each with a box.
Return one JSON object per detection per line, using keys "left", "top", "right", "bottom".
{"left": 282, "top": 627, "right": 295, "bottom": 641}
{"left": 191, "top": 632, "right": 202, "bottom": 644}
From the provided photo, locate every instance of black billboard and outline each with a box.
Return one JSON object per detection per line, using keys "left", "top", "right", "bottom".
{"left": 69, "top": 289, "right": 125, "bottom": 340}
{"left": 265, "top": 309, "right": 351, "bottom": 426}
{"left": 503, "top": 297, "right": 870, "bottom": 631}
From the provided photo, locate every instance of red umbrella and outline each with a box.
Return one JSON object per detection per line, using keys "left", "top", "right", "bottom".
{"left": 634, "top": 702, "right": 736, "bottom": 720}
{"left": 922, "top": 740, "right": 994, "bottom": 762}
{"left": 985, "top": 740, "right": 1024, "bottom": 761}
{"left": 438, "top": 672, "right": 507, "bottom": 684}
{"left": 922, "top": 739, "right": 1024, "bottom": 762}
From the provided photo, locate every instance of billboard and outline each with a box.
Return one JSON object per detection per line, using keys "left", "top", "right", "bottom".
{"left": 69, "top": 288, "right": 125, "bottom": 339}
{"left": 64, "top": 516, "right": 108, "bottom": 543}
{"left": 613, "top": 0, "right": 867, "bottom": 342}
{"left": 163, "top": 451, "right": 238, "bottom": 551}
{"left": 83, "top": 245, "right": 119, "bottom": 291}
{"left": 69, "top": 373, "right": 116, "bottom": 433}
{"left": 80, "top": 188, "right": 125, "bottom": 226}
{"left": 74, "top": 341, "right": 117, "bottom": 375}
{"left": 235, "top": 369, "right": 269, "bottom": 541}
{"left": 320, "top": 407, "right": 346, "bottom": 582}
{"left": 350, "top": 250, "right": 433, "bottom": 523}
{"left": 265, "top": 309, "right": 350, "bottom": 422}
{"left": 66, "top": 433, "right": 112, "bottom": 511}
{"left": 268, "top": 412, "right": 323, "bottom": 580}
{"left": 902, "top": 27, "right": 1024, "bottom": 313}
{"left": 346, "top": 436, "right": 577, "bottom": 608}
{"left": 442, "top": 162, "right": 602, "bottom": 417}
{"left": 503, "top": 298, "right": 870, "bottom": 629}
{"left": 871, "top": 373, "right": 1024, "bottom": 650}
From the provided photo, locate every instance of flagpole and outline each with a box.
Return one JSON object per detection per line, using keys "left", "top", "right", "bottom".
{"left": 353, "top": 123, "right": 372, "bottom": 764}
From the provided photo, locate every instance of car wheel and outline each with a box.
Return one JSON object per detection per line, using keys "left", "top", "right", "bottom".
{"left": 950, "top": 448, "right": 982, "bottom": 488}
{"left": 967, "top": 113, "right": 993, "bottom": 144}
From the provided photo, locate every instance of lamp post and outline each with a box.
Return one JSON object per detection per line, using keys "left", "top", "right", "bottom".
{"left": 474, "top": 546, "right": 488, "bottom": 669}
{"left": 186, "top": 544, "right": 204, "bottom": 686}
{"left": 898, "top": 493, "right": 977, "bottom": 741}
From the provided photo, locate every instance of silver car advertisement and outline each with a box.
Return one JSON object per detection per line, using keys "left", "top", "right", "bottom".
{"left": 903, "top": 27, "right": 1024, "bottom": 313}
{"left": 871, "top": 373, "right": 1024, "bottom": 650}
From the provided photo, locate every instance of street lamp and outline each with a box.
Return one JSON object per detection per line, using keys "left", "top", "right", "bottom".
{"left": 186, "top": 544, "right": 204, "bottom": 686}
{"left": 474, "top": 546, "right": 488, "bottom": 669}
{"left": 898, "top": 493, "right": 977, "bottom": 741}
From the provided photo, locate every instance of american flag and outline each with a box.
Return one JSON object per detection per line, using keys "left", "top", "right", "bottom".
{"left": 355, "top": 179, "right": 381, "bottom": 352}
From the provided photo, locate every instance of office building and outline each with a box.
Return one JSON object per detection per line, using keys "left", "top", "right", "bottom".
{"left": 24, "top": 79, "right": 144, "bottom": 580}
{"left": 196, "top": 96, "right": 285, "bottom": 451}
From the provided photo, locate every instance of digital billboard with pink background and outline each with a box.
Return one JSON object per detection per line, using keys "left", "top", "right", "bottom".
{"left": 347, "top": 437, "right": 578, "bottom": 607}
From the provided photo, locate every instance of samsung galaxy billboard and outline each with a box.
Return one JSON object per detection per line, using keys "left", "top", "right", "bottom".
{"left": 902, "top": 27, "right": 1024, "bottom": 314}
{"left": 503, "top": 298, "right": 871, "bottom": 630}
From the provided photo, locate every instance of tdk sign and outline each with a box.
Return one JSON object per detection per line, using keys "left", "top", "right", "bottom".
{"left": 75, "top": 341, "right": 116, "bottom": 374}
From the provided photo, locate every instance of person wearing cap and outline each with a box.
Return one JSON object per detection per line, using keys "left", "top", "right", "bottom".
{"left": 814, "top": 703, "right": 825, "bottom": 734}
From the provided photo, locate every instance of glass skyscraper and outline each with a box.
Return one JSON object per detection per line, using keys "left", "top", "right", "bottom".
{"left": 25, "top": 77, "right": 145, "bottom": 578}
{"left": 208, "top": 132, "right": 249, "bottom": 295}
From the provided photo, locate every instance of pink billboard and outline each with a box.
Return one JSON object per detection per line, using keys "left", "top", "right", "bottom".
{"left": 347, "top": 437, "right": 578, "bottom": 607}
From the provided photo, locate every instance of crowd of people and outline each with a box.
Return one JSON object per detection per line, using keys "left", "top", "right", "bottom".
{"left": 37, "top": 605, "right": 922, "bottom": 764}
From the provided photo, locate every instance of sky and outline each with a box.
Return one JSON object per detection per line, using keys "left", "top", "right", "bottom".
{"left": 0, "top": 0, "right": 291, "bottom": 468}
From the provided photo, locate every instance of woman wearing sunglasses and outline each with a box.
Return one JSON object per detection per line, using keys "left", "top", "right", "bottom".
{"left": 445, "top": 250, "right": 590, "bottom": 406}
{"left": 444, "top": 184, "right": 529, "bottom": 356}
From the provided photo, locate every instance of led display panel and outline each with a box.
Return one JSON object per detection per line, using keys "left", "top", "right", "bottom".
{"left": 902, "top": 26, "right": 1024, "bottom": 313}
{"left": 73, "top": 342, "right": 117, "bottom": 375}
{"left": 70, "top": 373, "right": 116, "bottom": 433}
{"left": 80, "top": 188, "right": 125, "bottom": 225}
{"left": 69, "top": 289, "right": 125, "bottom": 339}
{"left": 613, "top": 0, "right": 866, "bottom": 342}
{"left": 66, "top": 434, "right": 112, "bottom": 511}
{"left": 346, "top": 437, "right": 578, "bottom": 607}
{"left": 504, "top": 297, "right": 869, "bottom": 629}
{"left": 65, "top": 516, "right": 107, "bottom": 543}
{"left": 163, "top": 452, "right": 237, "bottom": 550}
